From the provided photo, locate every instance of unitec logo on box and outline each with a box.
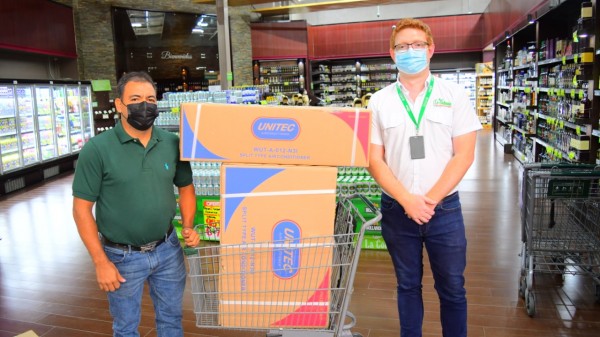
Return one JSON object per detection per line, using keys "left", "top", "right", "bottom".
{"left": 272, "top": 220, "right": 301, "bottom": 278}
{"left": 252, "top": 117, "right": 300, "bottom": 140}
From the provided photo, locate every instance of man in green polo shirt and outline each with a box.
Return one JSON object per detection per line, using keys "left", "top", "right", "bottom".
{"left": 72, "top": 71, "right": 198, "bottom": 337}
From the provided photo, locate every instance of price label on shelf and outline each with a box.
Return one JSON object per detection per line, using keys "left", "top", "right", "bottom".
{"left": 573, "top": 31, "right": 579, "bottom": 44}
{"left": 103, "top": 114, "right": 109, "bottom": 119}
{"left": 562, "top": 55, "right": 567, "bottom": 65}
{"left": 525, "top": 87, "right": 531, "bottom": 93}
{"left": 576, "top": 126, "right": 581, "bottom": 136}
{"left": 571, "top": 90, "right": 576, "bottom": 99}
{"left": 569, "top": 151, "right": 576, "bottom": 160}
{"left": 559, "top": 120, "right": 564, "bottom": 129}
{"left": 574, "top": 53, "right": 579, "bottom": 64}
{"left": 171, "top": 107, "right": 180, "bottom": 113}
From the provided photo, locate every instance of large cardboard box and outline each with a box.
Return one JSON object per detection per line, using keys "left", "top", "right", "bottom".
{"left": 180, "top": 103, "right": 371, "bottom": 167}
{"left": 218, "top": 164, "right": 338, "bottom": 328}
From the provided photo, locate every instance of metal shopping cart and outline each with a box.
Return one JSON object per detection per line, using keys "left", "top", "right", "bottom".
{"left": 519, "top": 163, "right": 600, "bottom": 316}
{"left": 186, "top": 194, "right": 382, "bottom": 337}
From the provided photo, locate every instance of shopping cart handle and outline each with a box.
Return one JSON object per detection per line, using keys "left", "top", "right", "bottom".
{"left": 355, "top": 193, "right": 381, "bottom": 217}
{"left": 524, "top": 163, "right": 600, "bottom": 170}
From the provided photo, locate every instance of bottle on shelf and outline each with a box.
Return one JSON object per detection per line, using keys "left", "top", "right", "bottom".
{"left": 504, "top": 40, "right": 512, "bottom": 69}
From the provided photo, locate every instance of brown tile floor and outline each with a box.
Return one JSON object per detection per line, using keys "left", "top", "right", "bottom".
{"left": 1, "top": 129, "right": 599, "bottom": 337}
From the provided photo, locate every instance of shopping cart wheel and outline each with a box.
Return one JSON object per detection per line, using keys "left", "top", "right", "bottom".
{"left": 518, "top": 275, "right": 526, "bottom": 299}
{"left": 525, "top": 289, "right": 536, "bottom": 317}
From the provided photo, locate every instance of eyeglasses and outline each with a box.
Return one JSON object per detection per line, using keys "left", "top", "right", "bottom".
{"left": 394, "top": 41, "right": 429, "bottom": 53}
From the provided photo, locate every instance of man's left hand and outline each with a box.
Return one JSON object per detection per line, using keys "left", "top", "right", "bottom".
{"left": 182, "top": 227, "right": 200, "bottom": 247}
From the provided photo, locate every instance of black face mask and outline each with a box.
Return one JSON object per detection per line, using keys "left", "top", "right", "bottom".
{"left": 125, "top": 101, "right": 158, "bottom": 131}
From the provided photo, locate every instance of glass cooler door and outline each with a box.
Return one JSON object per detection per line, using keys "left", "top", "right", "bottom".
{"left": 0, "top": 85, "right": 21, "bottom": 173}
{"left": 52, "top": 85, "right": 70, "bottom": 156}
{"left": 66, "top": 85, "right": 83, "bottom": 153}
{"left": 35, "top": 85, "right": 57, "bottom": 161}
{"left": 16, "top": 85, "right": 39, "bottom": 166}
{"left": 79, "top": 84, "right": 93, "bottom": 146}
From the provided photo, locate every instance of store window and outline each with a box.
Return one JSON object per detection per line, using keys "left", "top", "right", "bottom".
{"left": 112, "top": 7, "right": 219, "bottom": 98}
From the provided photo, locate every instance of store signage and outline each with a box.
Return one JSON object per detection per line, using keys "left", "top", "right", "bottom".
{"left": 161, "top": 51, "right": 192, "bottom": 60}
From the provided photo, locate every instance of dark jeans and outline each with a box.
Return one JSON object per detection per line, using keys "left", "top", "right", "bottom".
{"left": 104, "top": 229, "right": 186, "bottom": 337}
{"left": 381, "top": 192, "right": 467, "bottom": 337}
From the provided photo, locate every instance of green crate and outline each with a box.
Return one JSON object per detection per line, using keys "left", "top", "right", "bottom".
{"left": 351, "top": 196, "right": 381, "bottom": 235}
{"left": 361, "top": 234, "right": 388, "bottom": 250}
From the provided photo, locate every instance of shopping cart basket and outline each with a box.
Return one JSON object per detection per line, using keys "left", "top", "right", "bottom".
{"left": 519, "top": 163, "right": 600, "bottom": 316}
{"left": 186, "top": 194, "right": 382, "bottom": 337}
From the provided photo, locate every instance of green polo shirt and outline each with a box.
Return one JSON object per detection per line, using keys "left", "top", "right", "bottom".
{"left": 72, "top": 122, "right": 193, "bottom": 246}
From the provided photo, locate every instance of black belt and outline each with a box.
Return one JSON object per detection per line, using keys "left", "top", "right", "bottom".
{"left": 102, "top": 225, "right": 174, "bottom": 253}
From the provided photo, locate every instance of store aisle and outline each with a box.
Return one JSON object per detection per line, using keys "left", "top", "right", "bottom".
{"left": 0, "top": 129, "right": 599, "bottom": 337}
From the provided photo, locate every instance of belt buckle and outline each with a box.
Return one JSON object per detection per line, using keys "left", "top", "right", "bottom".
{"left": 140, "top": 241, "right": 158, "bottom": 252}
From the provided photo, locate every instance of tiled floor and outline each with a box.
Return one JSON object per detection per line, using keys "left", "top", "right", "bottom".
{"left": 1, "top": 129, "right": 599, "bottom": 336}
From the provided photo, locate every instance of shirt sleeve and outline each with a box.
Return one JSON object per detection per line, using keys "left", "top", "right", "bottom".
{"left": 369, "top": 92, "right": 384, "bottom": 146}
{"left": 451, "top": 84, "right": 482, "bottom": 137}
{"left": 173, "top": 134, "right": 193, "bottom": 187}
{"left": 72, "top": 141, "right": 103, "bottom": 202}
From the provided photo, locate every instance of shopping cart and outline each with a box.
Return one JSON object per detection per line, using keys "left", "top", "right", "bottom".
{"left": 519, "top": 163, "right": 600, "bottom": 316}
{"left": 186, "top": 194, "right": 382, "bottom": 337}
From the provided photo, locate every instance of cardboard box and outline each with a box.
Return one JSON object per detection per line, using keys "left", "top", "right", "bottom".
{"left": 218, "top": 164, "right": 338, "bottom": 328}
{"left": 180, "top": 103, "right": 371, "bottom": 167}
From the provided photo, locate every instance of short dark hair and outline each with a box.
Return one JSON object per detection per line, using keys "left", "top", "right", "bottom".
{"left": 116, "top": 71, "right": 157, "bottom": 98}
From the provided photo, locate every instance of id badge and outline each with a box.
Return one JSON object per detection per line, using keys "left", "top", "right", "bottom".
{"left": 409, "top": 135, "right": 425, "bottom": 159}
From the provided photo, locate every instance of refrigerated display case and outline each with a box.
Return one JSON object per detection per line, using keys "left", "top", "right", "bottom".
{"left": 52, "top": 85, "right": 70, "bottom": 156}
{"left": 66, "top": 85, "right": 84, "bottom": 152}
{"left": 0, "top": 85, "right": 20, "bottom": 173}
{"left": 79, "top": 85, "right": 93, "bottom": 145}
{"left": 16, "top": 85, "right": 39, "bottom": 166}
{"left": 35, "top": 85, "right": 58, "bottom": 161}
{"left": 0, "top": 79, "right": 93, "bottom": 195}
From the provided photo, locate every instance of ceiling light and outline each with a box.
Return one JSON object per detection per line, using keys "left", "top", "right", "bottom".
{"left": 131, "top": 23, "right": 142, "bottom": 27}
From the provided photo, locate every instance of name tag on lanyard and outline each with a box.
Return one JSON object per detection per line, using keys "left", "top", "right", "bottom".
{"left": 409, "top": 135, "right": 425, "bottom": 159}
{"left": 396, "top": 78, "right": 434, "bottom": 160}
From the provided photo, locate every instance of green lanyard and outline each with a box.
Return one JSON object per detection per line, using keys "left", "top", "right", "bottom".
{"left": 395, "top": 77, "right": 434, "bottom": 135}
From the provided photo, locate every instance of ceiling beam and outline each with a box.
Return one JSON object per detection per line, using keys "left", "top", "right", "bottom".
{"left": 252, "top": 0, "right": 368, "bottom": 16}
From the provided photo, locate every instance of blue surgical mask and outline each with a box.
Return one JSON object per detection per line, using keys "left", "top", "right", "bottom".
{"left": 395, "top": 48, "right": 428, "bottom": 74}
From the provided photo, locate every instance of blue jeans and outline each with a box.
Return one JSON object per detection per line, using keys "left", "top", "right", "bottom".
{"left": 381, "top": 192, "right": 467, "bottom": 337}
{"left": 104, "top": 229, "right": 186, "bottom": 337}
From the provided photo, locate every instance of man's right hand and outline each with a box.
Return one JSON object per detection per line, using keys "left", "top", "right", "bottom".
{"left": 401, "top": 194, "right": 436, "bottom": 225}
{"left": 95, "top": 260, "right": 126, "bottom": 292}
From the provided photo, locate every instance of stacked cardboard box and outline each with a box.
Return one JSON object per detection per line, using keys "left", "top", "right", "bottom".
{"left": 181, "top": 103, "right": 371, "bottom": 328}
